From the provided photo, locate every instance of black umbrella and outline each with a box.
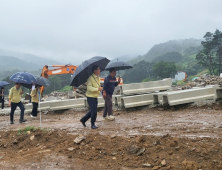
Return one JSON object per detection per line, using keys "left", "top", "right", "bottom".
{"left": 70, "top": 56, "right": 110, "bottom": 87}
{"left": 21, "top": 76, "right": 50, "bottom": 89}
{"left": 105, "top": 61, "right": 133, "bottom": 71}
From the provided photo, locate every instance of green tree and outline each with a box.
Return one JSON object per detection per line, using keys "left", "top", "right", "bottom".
{"left": 213, "top": 29, "right": 222, "bottom": 75}
{"left": 196, "top": 32, "right": 216, "bottom": 75}
{"left": 44, "top": 76, "right": 62, "bottom": 94}
{"left": 153, "top": 61, "right": 177, "bottom": 78}
{"left": 122, "top": 61, "right": 155, "bottom": 83}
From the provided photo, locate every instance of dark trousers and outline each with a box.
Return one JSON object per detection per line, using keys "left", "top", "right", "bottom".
{"left": 103, "top": 94, "right": 113, "bottom": 117}
{"left": 81, "top": 97, "right": 98, "bottom": 126}
{"left": 1, "top": 97, "right": 4, "bottom": 109}
{"left": 31, "top": 102, "right": 38, "bottom": 117}
{"left": 10, "top": 102, "right": 25, "bottom": 122}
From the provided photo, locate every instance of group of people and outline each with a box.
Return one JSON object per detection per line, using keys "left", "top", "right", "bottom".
{"left": 80, "top": 65, "right": 120, "bottom": 129}
{"left": 1, "top": 65, "right": 119, "bottom": 128}
{"left": 0, "top": 83, "right": 40, "bottom": 124}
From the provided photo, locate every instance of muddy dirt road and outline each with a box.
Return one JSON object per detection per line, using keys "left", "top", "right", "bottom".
{"left": 0, "top": 105, "right": 222, "bottom": 170}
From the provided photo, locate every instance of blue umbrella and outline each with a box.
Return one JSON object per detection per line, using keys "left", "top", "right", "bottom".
{"left": 21, "top": 76, "right": 50, "bottom": 89}
{"left": 0, "top": 81, "right": 10, "bottom": 87}
{"left": 10, "top": 72, "right": 37, "bottom": 84}
{"left": 70, "top": 56, "right": 110, "bottom": 87}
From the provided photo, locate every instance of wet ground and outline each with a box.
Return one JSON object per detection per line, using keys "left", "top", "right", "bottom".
{"left": 1, "top": 104, "right": 222, "bottom": 169}
{"left": 1, "top": 105, "right": 222, "bottom": 138}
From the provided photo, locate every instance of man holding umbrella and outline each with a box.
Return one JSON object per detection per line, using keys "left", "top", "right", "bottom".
{"left": 70, "top": 56, "right": 110, "bottom": 129}
{"left": 8, "top": 83, "right": 26, "bottom": 124}
{"left": 9, "top": 72, "right": 37, "bottom": 124}
{"left": 103, "top": 68, "right": 121, "bottom": 120}
{"left": 80, "top": 65, "right": 103, "bottom": 129}
{"left": 103, "top": 60, "right": 133, "bottom": 120}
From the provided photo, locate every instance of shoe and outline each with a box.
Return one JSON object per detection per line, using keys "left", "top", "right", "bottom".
{"left": 91, "top": 125, "right": 98, "bottom": 129}
{"left": 31, "top": 115, "right": 34, "bottom": 118}
{"left": 80, "top": 119, "right": 86, "bottom": 127}
{"left": 103, "top": 116, "right": 108, "bottom": 120}
{"left": 19, "top": 119, "right": 27, "bottom": 123}
{"left": 10, "top": 121, "right": 14, "bottom": 124}
{"left": 107, "top": 115, "right": 115, "bottom": 121}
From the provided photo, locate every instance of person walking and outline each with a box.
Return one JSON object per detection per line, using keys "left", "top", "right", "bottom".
{"left": 103, "top": 68, "right": 120, "bottom": 120}
{"left": 0, "top": 87, "right": 4, "bottom": 109}
{"left": 30, "top": 85, "right": 40, "bottom": 118}
{"left": 80, "top": 65, "right": 103, "bottom": 129}
{"left": 8, "top": 83, "right": 27, "bottom": 124}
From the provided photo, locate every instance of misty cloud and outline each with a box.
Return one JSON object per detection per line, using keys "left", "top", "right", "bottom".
{"left": 0, "top": 0, "right": 222, "bottom": 63}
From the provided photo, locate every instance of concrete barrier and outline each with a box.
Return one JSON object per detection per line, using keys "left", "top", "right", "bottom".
{"left": 49, "top": 98, "right": 86, "bottom": 111}
{"left": 25, "top": 101, "right": 51, "bottom": 113}
{"left": 120, "top": 78, "right": 172, "bottom": 95}
{"left": 160, "top": 86, "right": 216, "bottom": 106}
{"left": 121, "top": 94, "right": 153, "bottom": 108}
{"left": 113, "top": 95, "right": 122, "bottom": 107}
{"left": 24, "top": 103, "right": 33, "bottom": 114}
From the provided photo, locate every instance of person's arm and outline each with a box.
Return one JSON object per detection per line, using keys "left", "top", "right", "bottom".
{"left": 20, "top": 88, "right": 24, "bottom": 95}
{"left": 30, "top": 89, "right": 36, "bottom": 97}
{"left": 87, "top": 76, "right": 100, "bottom": 92}
{"left": 103, "top": 77, "right": 108, "bottom": 97}
{"left": 115, "top": 77, "right": 121, "bottom": 86}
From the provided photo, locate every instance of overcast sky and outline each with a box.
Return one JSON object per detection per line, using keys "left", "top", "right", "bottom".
{"left": 0, "top": 0, "right": 222, "bottom": 63}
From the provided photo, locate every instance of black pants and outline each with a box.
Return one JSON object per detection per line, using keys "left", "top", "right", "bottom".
{"left": 31, "top": 102, "right": 38, "bottom": 117}
{"left": 1, "top": 97, "right": 4, "bottom": 109}
{"left": 81, "top": 97, "right": 98, "bottom": 126}
{"left": 10, "top": 102, "right": 25, "bottom": 122}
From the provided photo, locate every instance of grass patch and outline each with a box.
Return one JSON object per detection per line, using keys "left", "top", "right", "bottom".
{"left": 172, "top": 80, "right": 187, "bottom": 86}
{"left": 17, "top": 126, "right": 47, "bottom": 135}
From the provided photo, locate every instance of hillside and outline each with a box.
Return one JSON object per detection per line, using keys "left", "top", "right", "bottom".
{"left": 0, "top": 48, "right": 62, "bottom": 65}
{"left": 0, "top": 56, "right": 41, "bottom": 71}
{"left": 122, "top": 44, "right": 204, "bottom": 84}
{"left": 130, "top": 39, "right": 202, "bottom": 64}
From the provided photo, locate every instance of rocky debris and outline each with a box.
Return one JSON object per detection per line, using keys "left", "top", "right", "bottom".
{"left": 190, "top": 74, "right": 222, "bottom": 87}
{"left": 143, "top": 163, "right": 151, "bottom": 167}
{"left": 129, "top": 145, "right": 145, "bottom": 155}
{"left": 161, "top": 159, "right": 166, "bottom": 166}
{"left": 45, "top": 96, "right": 57, "bottom": 101}
{"left": 136, "top": 147, "right": 145, "bottom": 156}
{"left": 74, "top": 135, "right": 86, "bottom": 144}
{"left": 67, "top": 147, "right": 75, "bottom": 151}
{"left": 129, "top": 145, "right": 139, "bottom": 154}
{"left": 152, "top": 166, "right": 161, "bottom": 170}
{"left": 182, "top": 160, "right": 198, "bottom": 170}
{"left": 170, "top": 138, "right": 178, "bottom": 147}
{"left": 110, "top": 134, "right": 116, "bottom": 139}
{"left": 12, "top": 139, "right": 18, "bottom": 144}
{"left": 30, "top": 135, "right": 35, "bottom": 141}
{"left": 75, "top": 84, "right": 87, "bottom": 98}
